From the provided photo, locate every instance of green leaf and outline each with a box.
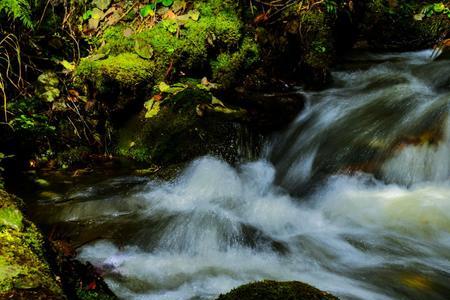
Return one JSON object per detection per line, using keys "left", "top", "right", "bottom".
{"left": 0, "top": 207, "right": 23, "bottom": 230}
{"left": 144, "top": 99, "right": 161, "bottom": 118}
{"left": 172, "top": 0, "right": 186, "bottom": 12}
{"left": 211, "top": 96, "right": 225, "bottom": 107}
{"left": 134, "top": 39, "right": 154, "bottom": 59}
{"left": 157, "top": 82, "right": 187, "bottom": 94}
{"left": 60, "top": 60, "right": 76, "bottom": 72}
{"left": 82, "top": 10, "right": 93, "bottom": 21}
{"left": 162, "top": 20, "right": 178, "bottom": 33}
{"left": 413, "top": 13, "right": 424, "bottom": 21}
{"left": 158, "top": 82, "right": 171, "bottom": 93}
{"left": 162, "top": 0, "right": 174, "bottom": 7}
{"left": 433, "top": 3, "right": 446, "bottom": 13}
{"left": 91, "top": 7, "right": 104, "bottom": 20}
{"left": 92, "top": 0, "right": 111, "bottom": 11}
{"left": 140, "top": 4, "right": 155, "bottom": 17}
{"left": 188, "top": 9, "right": 200, "bottom": 21}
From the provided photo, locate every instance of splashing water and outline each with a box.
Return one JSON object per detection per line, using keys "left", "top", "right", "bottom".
{"left": 33, "top": 50, "right": 450, "bottom": 300}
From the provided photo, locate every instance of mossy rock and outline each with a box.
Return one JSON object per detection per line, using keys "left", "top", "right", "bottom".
{"left": 0, "top": 190, "right": 64, "bottom": 299}
{"left": 76, "top": 0, "right": 260, "bottom": 94}
{"left": 76, "top": 53, "right": 155, "bottom": 91}
{"left": 116, "top": 87, "right": 248, "bottom": 165}
{"left": 216, "top": 280, "right": 340, "bottom": 300}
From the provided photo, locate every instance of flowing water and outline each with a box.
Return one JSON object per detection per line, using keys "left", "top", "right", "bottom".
{"left": 28, "top": 50, "right": 450, "bottom": 300}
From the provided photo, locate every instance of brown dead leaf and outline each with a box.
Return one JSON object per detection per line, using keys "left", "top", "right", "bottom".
{"left": 153, "top": 94, "right": 163, "bottom": 102}
{"left": 123, "top": 27, "right": 134, "bottom": 37}
{"left": 68, "top": 89, "right": 80, "bottom": 97}
{"left": 254, "top": 12, "right": 269, "bottom": 24}
{"left": 164, "top": 10, "right": 177, "bottom": 20}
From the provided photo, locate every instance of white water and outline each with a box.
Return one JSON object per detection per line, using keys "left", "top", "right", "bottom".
{"left": 39, "top": 51, "right": 450, "bottom": 299}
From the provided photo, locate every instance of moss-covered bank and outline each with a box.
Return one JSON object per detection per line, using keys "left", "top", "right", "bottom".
{"left": 0, "top": 190, "right": 64, "bottom": 299}
{"left": 0, "top": 189, "right": 118, "bottom": 299}
{"left": 216, "top": 280, "right": 340, "bottom": 300}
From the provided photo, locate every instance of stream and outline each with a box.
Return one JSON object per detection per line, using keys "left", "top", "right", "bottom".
{"left": 25, "top": 50, "right": 450, "bottom": 300}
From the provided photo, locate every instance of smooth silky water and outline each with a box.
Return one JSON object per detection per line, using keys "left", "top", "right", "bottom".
{"left": 27, "top": 51, "right": 450, "bottom": 300}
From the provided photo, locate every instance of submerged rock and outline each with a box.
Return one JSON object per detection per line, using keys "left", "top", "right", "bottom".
{"left": 216, "top": 280, "right": 339, "bottom": 300}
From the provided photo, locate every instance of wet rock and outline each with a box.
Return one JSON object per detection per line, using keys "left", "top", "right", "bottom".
{"left": 232, "top": 88, "right": 306, "bottom": 132}
{"left": 216, "top": 280, "right": 340, "bottom": 300}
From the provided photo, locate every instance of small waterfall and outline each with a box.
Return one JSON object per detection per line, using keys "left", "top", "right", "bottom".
{"left": 270, "top": 50, "right": 450, "bottom": 192}
{"left": 32, "top": 50, "right": 450, "bottom": 300}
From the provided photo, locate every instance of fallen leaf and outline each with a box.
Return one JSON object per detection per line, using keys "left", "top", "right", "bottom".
{"left": 164, "top": 10, "right": 177, "bottom": 19}
{"left": 172, "top": 0, "right": 186, "bottom": 13}
{"left": 91, "top": 7, "right": 105, "bottom": 20}
{"left": 158, "top": 82, "right": 171, "bottom": 93}
{"left": 134, "top": 38, "right": 154, "bottom": 59}
{"left": 93, "top": 0, "right": 111, "bottom": 11}
{"left": 144, "top": 99, "right": 161, "bottom": 118}
{"left": 188, "top": 9, "right": 200, "bottom": 21}
{"left": 123, "top": 28, "right": 134, "bottom": 37}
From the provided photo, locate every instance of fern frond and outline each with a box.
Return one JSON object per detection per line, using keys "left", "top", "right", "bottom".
{"left": 0, "top": 0, "right": 33, "bottom": 28}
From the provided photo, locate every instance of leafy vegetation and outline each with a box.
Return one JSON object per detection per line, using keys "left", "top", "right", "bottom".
{"left": 0, "top": 0, "right": 33, "bottom": 28}
{"left": 414, "top": 2, "right": 450, "bottom": 20}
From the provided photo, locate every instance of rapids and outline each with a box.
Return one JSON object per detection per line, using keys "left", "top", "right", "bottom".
{"left": 29, "top": 50, "right": 450, "bottom": 300}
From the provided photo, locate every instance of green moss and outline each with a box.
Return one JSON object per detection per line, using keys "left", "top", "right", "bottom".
{"left": 76, "top": 0, "right": 251, "bottom": 90}
{"left": 99, "top": 25, "right": 134, "bottom": 55}
{"left": 300, "top": 9, "right": 334, "bottom": 69}
{"left": 196, "top": 0, "right": 239, "bottom": 16}
{"left": 216, "top": 280, "right": 340, "bottom": 300}
{"left": 0, "top": 190, "right": 63, "bottom": 298}
{"left": 77, "top": 53, "right": 155, "bottom": 90}
{"left": 211, "top": 37, "right": 260, "bottom": 86}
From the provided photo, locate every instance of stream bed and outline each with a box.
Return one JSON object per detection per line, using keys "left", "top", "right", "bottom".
{"left": 23, "top": 50, "right": 450, "bottom": 300}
